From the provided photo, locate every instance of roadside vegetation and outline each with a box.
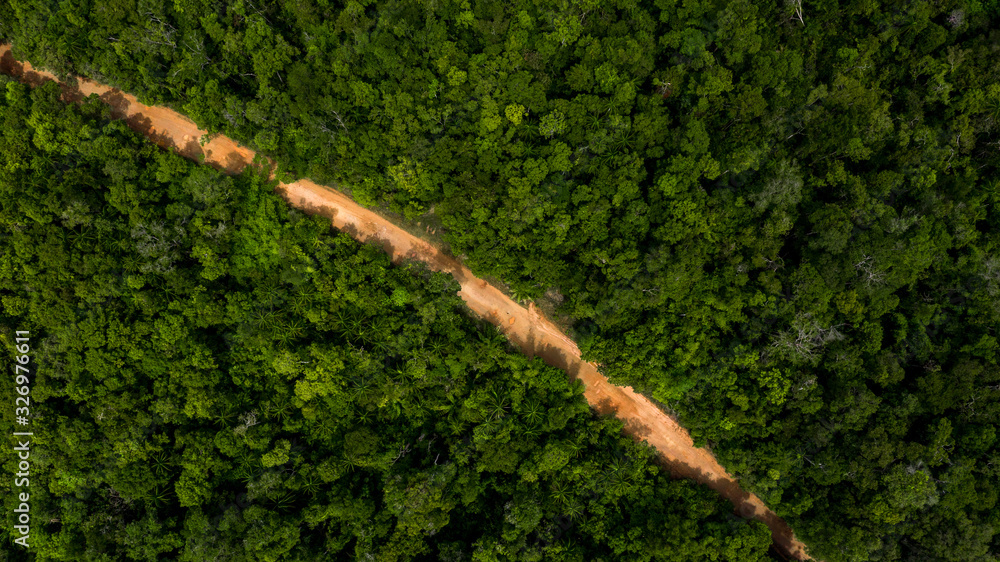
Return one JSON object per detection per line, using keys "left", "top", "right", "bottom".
{"left": 2, "top": 0, "right": 1000, "bottom": 559}
{"left": 0, "top": 79, "right": 772, "bottom": 561}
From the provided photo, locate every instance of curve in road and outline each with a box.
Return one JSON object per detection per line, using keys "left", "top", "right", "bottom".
{"left": 0, "top": 44, "right": 812, "bottom": 561}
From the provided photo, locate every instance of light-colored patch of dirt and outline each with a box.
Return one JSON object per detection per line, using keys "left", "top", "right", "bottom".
{"left": 0, "top": 44, "right": 812, "bottom": 561}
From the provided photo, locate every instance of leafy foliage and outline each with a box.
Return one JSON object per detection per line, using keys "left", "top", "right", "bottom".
{"left": 4, "top": 0, "right": 1000, "bottom": 559}
{"left": 0, "top": 80, "right": 770, "bottom": 561}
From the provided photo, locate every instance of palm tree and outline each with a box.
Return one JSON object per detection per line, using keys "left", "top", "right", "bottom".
{"left": 549, "top": 480, "right": 572, "bottom": 505}
{"left": 373, "top": 336, "right": 393, "bottom": 353}
{"left": 428, "top": 338, "right": 447, "bottom": 356}
{"left": 610, "top": 127, "right": 637, "bottom": 152}
{"left": 210, "top": 407, "right": 235, "bottom": 428}
{"left": 289, "top": 293, "right": 313, "bottom": 316}
{"left": 58, "top": 33, "right": 88, "bottom": 60}
{"left": 251, "top": 308, "right": 277, "bottom": 330}
{"left": 518, "top": 422, "right": 543, "bottom": 439}
{"left": 355, "top": 408, "right": 374, "bottom": 425}
{"left": 121, "top": 254, "right": 141, "bottom": 273}
{"left": 143, "top": 485, "right": 173, "bottom": 508}
{"left": 265, "top": 401, "right": 293, "bottom": 423}
{"left": 508, "top": 285, "right": 533, "bottom": 304}
{"left": 521, "top": 398, "right": 545, "bottom": 426}
{"left": 286, "top": 317, "right": 307, "bottom": 338}
{"left": 259, "top": 282, "right": 282, "bottom": 307}
{"left": 349, "top": 375, "right": 374, "bottom": 403}
{"left": 149, "top": 451, "right": 173, "bottom": 477}
{"left": 298, "top": 473, "right": 321, "bottom": 497}
{"left": 564, "top": 501, "right": 585, "bottom": 522}
{"left": 312, "top": 419, "right": 336, "bottom": 442}
{"left": 268, "top": 490, "right": 297, "bottom": 512}
{"left": 275, "top": 318, "right": 305, "bottom": 346}
{"left": 484, "top": 385, "right": 509, "bottom": 421}
{"left": 128, "top": 291, "right": 149, "bottom": 310}
{"left": 69, "top": 226, "right": 99, "bottom": 250}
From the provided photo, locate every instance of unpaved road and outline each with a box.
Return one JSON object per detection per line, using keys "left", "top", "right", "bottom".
{"left": 1, "top": 44, "right": 812, "bottom": 561}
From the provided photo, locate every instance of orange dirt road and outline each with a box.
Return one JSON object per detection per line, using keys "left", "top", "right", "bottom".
{"left": 1, "top": 44, "right": 812, "bottom": 561}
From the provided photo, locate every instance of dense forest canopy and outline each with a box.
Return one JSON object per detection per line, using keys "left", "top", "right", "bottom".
{"left": 0, "top": 79, "right": 773, "bottom": 561}
{"left": 2, "top": 0, "right": 1000, "bottom": 560}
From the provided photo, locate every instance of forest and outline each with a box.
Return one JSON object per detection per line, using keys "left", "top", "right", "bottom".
{"left": 0, "top": 79, "right": 773, "bottom": 560}
{"left": 1, "top": 0, "right": 1000, "bottom": 560}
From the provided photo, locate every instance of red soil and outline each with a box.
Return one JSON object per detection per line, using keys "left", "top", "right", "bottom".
{"left": 0, "top": 44, "right": 813, "bottom": 561}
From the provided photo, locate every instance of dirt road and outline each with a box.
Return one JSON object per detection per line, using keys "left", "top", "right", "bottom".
{"left": 0, "top": 44, "right": 812, "bottom": 561}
